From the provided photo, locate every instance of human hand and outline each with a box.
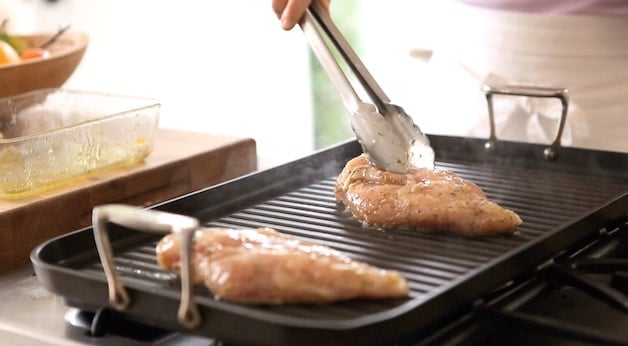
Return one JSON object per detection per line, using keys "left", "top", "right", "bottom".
{"left": 272, "top": 0, "right": 330, "bottom": 30}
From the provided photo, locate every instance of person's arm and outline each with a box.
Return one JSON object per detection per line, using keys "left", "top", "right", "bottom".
{"left": 272, "top": 0, "right": 330, "bottom": 30}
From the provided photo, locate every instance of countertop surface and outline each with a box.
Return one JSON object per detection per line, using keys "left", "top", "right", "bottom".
{"left": 0, "top": 266, "right": 72, "bottom": 346}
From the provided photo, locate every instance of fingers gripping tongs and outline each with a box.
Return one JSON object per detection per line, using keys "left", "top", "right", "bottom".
{"left": 299, "top": 2, "right": 435, "bottom": 173}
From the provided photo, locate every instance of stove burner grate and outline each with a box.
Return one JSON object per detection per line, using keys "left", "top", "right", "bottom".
{"left": 420, "top": 216, "right": 628, "bottom": 345}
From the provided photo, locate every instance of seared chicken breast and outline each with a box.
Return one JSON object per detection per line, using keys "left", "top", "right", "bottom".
{"left": 335, "top": 155, "right": 522, "bottom": 235}
{"left": 156, "top": 227, "right": 409, "bottom": 304}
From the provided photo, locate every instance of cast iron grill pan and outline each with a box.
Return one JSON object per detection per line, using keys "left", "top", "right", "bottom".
{"left": 32, "top": 136, "right": 628, "bottom": 345}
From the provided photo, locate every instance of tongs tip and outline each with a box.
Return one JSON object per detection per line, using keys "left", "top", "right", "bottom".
{"left": 351, "top": 104, "right": 434, "bottom": 173}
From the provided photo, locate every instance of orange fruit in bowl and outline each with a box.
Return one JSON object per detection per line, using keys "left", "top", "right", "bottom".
{"left": 20, "top": 47, "right": 51, "bottom": 60}
{"left": 0, "top": 40, "right": 20, "bottom": 64}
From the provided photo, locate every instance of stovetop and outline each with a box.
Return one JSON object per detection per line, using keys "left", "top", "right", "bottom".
{"left": 420, "top": 216, "right": 628, "bottom": 346}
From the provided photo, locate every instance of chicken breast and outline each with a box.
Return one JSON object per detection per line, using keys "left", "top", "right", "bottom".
{"left": 335, "top": 154, "right": 522, "bottom": 235}
{"left": 156, "top": 227, "right": 409, "bottom": 304}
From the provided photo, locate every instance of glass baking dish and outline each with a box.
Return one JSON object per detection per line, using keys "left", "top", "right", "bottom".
{"left": 0, "top": 88, "right": 160, "bottom": 198}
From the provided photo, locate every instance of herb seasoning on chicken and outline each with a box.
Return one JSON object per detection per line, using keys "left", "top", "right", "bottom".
{"left": 335, "top": 154, "right": 522, "bottom": 235}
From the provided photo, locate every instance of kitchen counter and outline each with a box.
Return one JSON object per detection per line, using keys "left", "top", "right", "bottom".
{"left": 0, "top": 266, "right": 71, "bottom": 346}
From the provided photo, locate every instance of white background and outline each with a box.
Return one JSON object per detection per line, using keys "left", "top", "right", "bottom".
{"left": 3, "top": 0, "right": 442, "bottom": 168}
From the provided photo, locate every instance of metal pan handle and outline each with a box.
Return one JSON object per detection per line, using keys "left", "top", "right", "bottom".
{"left": 482, "top": 84, "right": 569, "bottom": 160}
{"left": 92, "top": 204, "right": 202, "bottom": 329}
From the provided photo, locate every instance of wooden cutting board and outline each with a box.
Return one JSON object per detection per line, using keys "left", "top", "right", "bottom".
{"left": 0, "top": 128, "right": 257, "bottom": 273}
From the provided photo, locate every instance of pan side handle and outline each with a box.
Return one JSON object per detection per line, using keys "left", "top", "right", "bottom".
{"left": 92, "top": 204, "right": 202, "bottom": 329}
{"left": 482, "top": 84, "right": 569, "bottom": 161}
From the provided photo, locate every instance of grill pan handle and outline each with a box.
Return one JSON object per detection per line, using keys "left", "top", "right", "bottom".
{"left": 92, "top": 204, "right": 202, "bottom": 329}
{"left": 482, "top": 84, "right": 569, "bottom": 160}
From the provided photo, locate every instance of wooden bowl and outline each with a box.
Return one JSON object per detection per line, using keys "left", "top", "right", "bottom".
{"left": 0, "top": 31, "right": 89, "bottom": 99}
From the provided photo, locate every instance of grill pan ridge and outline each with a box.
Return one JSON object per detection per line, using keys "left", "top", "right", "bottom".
{"left": 32, "top": 136, "right": 628, "bottom": 345}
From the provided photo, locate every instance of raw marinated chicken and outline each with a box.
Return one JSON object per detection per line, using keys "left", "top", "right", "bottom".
{"left": 156, "top": 227, "right": 409, "bottom": 304}
{"left": 335, "top": 154, "right": 522, "bottom": 235}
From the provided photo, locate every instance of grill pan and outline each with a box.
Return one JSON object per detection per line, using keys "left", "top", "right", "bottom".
{"left": 31, "top": 135, "right": 628, "bottom": 345}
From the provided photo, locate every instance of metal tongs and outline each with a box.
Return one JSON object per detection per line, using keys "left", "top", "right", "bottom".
{"left": 299, "top": 2, "right": 434, "bottom": 173}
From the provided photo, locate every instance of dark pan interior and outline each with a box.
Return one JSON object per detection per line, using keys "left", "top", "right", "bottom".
{"left": 32, "top": 136, "right": 628, "bottom": 345}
